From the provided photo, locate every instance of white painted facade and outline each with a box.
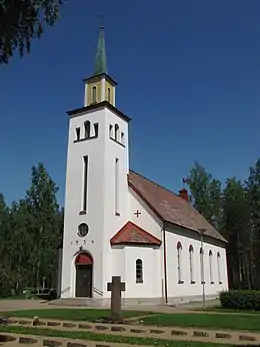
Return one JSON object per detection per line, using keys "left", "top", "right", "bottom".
{"left": 60, "top": 67, "right": 228, "bottom": 306}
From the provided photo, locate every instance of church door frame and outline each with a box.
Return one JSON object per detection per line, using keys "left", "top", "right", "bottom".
{"left": 74, "top": 252, "right": 93, "bottom": 298}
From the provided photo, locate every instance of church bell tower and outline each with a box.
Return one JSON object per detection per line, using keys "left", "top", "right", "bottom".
{"left": 60, "top": 25, "right": 130, "bottom": 301}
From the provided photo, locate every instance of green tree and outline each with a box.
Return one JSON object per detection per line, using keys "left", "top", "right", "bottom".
{"left": 245, "top": 159, "right": 260, "bottom": 289}
{"left": 222, "top": 178, "right": 250, "bottom": 289}
{"left": 24, "top": 163, "right": 60, "bottom": 288}
{"left": 0, "top": 193, "right": 10, "bottom": 267}
{"left": 0, "top": 0, "right": 63, "bottom": 64}
{"left": 187, "top": 162, "right": 222, "bottom": 230}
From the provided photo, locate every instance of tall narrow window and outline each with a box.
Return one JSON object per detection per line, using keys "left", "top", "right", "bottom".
{"left": 115, "top": 124, "right": 119, "bottom": 141}
{"left": 121, "top": 132, "right": 125, "bottom": 144}
{"left": 189, "top": 245, "right": 195, "bottom": 283}
{"left": 115, "top": 158, "right": 119, "bottom": 215}
{"left": 108, "top": 88, "right": 111, "bottom": 103}
{"left": 136, "top": 259, "right": 143, "bottom": 283}
{"left": 82, "top": 156, "right": 88, "bottom": 212}
{"left": 200, "top": 247, "right": 205, "bottom": 284}
{"left": 84, "top": 121, "right": 90, "bottom": 138}
{"left": 209, "top": 250, "right": 214, "bottom": 283}
{"left": 76, "top": 127, "right": 80, "bottom": 141}
{"left": 92, "top": 86, "right": 97, "bottom": 103}
{"left": 217, "top": 252, "right": 222, "bottom": 284}
{"left": 94, "top": 123, "right": 99, "bottom": 137}
{"left": 177, "top": 242, "right": 183, "bottom": 283}
{"left": 109, "top": 124, "right": 113, "bottom": 138}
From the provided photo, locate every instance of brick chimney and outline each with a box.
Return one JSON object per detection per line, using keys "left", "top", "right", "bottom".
{"left": 179, "top": 188, "right": 189, "bottom": 203}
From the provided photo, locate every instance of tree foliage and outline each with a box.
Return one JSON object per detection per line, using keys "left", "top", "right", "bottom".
{"left": 187, "top": 159, "right": 260, "bottom": 290}
{"left": 0, "top": 0, "right": 63, "bottom": 64}
{"left": 187, "top": 162, "right": 222, "bottom": 230}
{"left": 0, "top": 163, "right": 63, "bottom": 297}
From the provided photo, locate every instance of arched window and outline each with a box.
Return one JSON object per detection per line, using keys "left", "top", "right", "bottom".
{"left": 177, "top": 242, "right": 183, "bottom": 283}
{"left": 108, "top": 88, "right": 111, "bottom": 103}
{"left": 84, "top": 121, "right": 90, "bottom": 138}
{"left": 92, "top": 86, "right": 97, "bottom": 103}
{"left": 200, "top": 247, "right": 205, "bottom": 284}
{"left": 209, "top": 250, "right": 214, "bottom": 283}
{"left": 115, "top": 124, "right": 119, "bottom": 141}
{"left": 217, "top": 252, "right": 222, "bottom": 284}
{"left": 189, "top": 245, "right": 194, "bottom": 283}
{"left": 136, "top": 259, "right": 143, "bottom": 283}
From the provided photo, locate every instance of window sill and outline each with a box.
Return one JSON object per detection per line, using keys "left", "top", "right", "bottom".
{"left": 79, "top": 210, "right": 86, "bottom": 215}
{"left": 110, "top": 136, "right": 125, "bottom": 148}
{"left": 178, "top": 280, "right": 184, "bottom": 284}
{"left": 190, "top": 281, "right": 196, "bottom": 284}
{"left": 115, "top": 212, "right": 120, "bottom": 216}
{"left": 74, "top": 135, "right": 98, "bottom": 143}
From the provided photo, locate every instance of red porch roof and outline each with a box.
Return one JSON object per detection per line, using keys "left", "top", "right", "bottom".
{"left": 110, "top": 221, "right": 161, "bottom": 246}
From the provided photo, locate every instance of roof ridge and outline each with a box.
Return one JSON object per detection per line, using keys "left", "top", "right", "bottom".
{"left": 129, "top": 169, "right": 182, "bottom": 199}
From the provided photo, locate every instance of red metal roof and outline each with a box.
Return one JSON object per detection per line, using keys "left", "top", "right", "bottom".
{"left": 110, "top": 221, "right": 162, "bottom": 246}
{"left": 128, "top": 170, "right": 227, "bottom": 243}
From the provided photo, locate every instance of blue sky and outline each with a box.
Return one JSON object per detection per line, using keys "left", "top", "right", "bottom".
{"left": 1, "top": 0, "right": 259, "bottom": 206}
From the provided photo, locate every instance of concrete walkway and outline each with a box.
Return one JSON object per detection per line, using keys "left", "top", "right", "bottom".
{"left": 0, "top": 299, "right": 219, "bottom": 314}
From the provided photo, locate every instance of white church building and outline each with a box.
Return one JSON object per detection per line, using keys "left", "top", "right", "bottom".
{"left": 59, "top": 26, "right": 228, "bottom": 305}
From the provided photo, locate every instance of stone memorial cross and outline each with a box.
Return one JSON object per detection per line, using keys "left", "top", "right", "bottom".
{"left": 107, "top": 276, "right": 126, "bottom": 321}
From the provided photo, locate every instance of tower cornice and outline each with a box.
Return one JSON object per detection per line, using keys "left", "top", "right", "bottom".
{"left": 67, "top": 100, "right": 131, "bottom": 123}
{"left": 83, "top": 73, "right": 117, "bottom": 86}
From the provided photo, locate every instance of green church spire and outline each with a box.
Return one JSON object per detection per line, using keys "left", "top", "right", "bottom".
{"left": 94, "top": 25, "right": 107, "bottom": 75}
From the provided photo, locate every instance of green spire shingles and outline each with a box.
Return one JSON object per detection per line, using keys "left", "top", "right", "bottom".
{"left": 94, "top": 25, "right": 107, "bottom": 75}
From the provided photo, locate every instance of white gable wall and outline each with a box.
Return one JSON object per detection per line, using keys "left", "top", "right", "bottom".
{"left": 129, "top": 188, "right": 163, "bottom": 239}
{"left": 125, "top": 188, "right": 164, "bottom": 300}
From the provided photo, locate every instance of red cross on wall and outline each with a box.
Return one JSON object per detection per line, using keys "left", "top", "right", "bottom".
{"left": 134, "top": 210, "right": 141, "bottom": 218}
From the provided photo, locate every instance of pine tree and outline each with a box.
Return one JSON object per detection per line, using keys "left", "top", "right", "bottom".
{"left": 222, "top": 178, "right": 250, "bottom": 289}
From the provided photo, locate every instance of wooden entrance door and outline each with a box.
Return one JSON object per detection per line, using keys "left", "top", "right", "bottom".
{"left": 75, "top": 264, "right": 92, "bottom": 297}
{"left": 75, "top": 253, "right": 93, "bottom": 298}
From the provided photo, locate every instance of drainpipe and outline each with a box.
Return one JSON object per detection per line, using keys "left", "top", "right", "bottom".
{"left": 163, "top": 223, "right": 168, "bottom": 304}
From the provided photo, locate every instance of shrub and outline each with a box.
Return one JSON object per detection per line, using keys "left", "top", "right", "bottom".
{"left": 220, "top": 290, "right": 260, "bottom": 311}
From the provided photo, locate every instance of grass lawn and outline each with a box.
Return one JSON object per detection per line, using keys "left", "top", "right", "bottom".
{"left": 1, "top": 308, "right": 152, "bottom": 321}
{"left": 141, "top": 313, "right": 260, "bottom": 331}
{"left": 0, "top": 325, "right": 235, "bottom": 347}
{"left": 202, "top": 306, "right": 260, "bottom": 315}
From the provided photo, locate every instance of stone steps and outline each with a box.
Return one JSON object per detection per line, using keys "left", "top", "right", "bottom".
{"left": 49, "top": 298, "right": 107, "bottom": 308}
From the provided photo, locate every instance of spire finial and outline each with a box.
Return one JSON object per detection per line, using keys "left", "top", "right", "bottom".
{"left": 94, "top": 18, "right": 107, "bottom": 75}
{"left": 99, "top": 13, "right": 105, "bottom": 28}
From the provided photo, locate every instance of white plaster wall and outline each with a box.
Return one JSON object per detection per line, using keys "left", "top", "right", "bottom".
{"left": 165, "top": 227, "right": 228, "bottom": 300}
{"left": 111, "top": 247, "right": 126, "bottom": 299}
{"left": 125, "top": 246, "right": 162, "bottom": 298}
{"left": 129, "top": 188, "right": 163, "bottom": 239}
{"left": 61, "top": 108, "right": 108, "bottom": 298}
{"left": 61, "top": 104, "right": 131, "bottom": 299}
{"left": 102, "top": 108, "right": 130, "bottom": 297}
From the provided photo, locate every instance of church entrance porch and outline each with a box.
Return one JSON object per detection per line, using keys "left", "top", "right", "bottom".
{"left": 75, "top": 253, "right": 93, "bottom": 298}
